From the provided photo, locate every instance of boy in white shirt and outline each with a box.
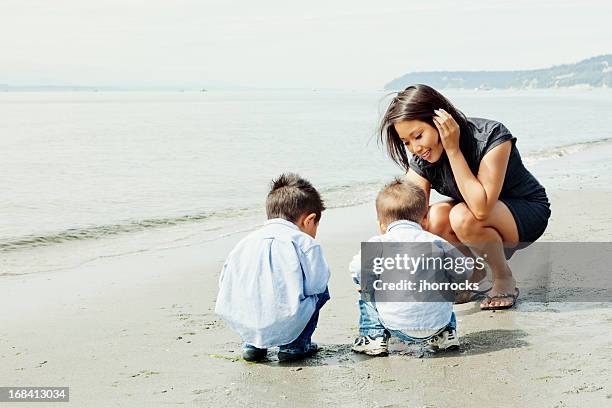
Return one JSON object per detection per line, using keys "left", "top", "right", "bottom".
{"left": 350, "top": 178, "right": 471, "bottom": 356}
{"left": 215, "top": 173, "right": 330, "bottom": 362}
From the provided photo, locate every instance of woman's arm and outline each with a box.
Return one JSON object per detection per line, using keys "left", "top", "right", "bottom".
{"left": 433, "top": 109, "right": 511, "bottom": 221}
{"left": 405, "top": 168, "right": 431, "bottom": 207}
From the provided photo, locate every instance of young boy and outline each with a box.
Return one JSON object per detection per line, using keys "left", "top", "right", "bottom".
{"left": 215, "top": 173, "right": 330, "bottom": 362}
{"left": 350, "top": 178, "right": 471, "bottom": 356}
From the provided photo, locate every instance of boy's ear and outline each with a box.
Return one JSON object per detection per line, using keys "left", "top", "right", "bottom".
{"left": 297, "top": 212, "right": 317, "bottom": 228}
{"left": 303, "top": 212, "right": 317, "bottom": 226}
{"left": 378, "top": 219, "right": 387, "bottom": 233}
{"left": 420, "top": 214, "right": 428, "bottom": 229}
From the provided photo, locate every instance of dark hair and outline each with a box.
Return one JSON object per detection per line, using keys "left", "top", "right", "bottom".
{"left": 376, "top": 177, "right": 427, "bottom": 224}
{"left": 266, "top": 173, "right": 325, "bottom": 223}
{"left": 379, "top": 84, "right": 474, "bottom": 171}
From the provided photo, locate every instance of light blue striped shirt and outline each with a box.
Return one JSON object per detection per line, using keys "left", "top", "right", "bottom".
{"left": 215, "top": 218, "right": 331, "bottom": 348}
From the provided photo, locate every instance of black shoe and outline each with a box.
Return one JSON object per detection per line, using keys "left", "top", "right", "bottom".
{"left": 277, "top": 342, "right": 318, "bottom": 362}
{"left": 242, "top": 346, "right": 267, "bottom": 362}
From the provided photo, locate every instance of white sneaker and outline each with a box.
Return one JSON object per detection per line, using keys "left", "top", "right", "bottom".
{"left": 351, "top": 334, "right": 389, "bottom": 356}
{"left": 426, "top": 326, "right": 459, "bottom": 350}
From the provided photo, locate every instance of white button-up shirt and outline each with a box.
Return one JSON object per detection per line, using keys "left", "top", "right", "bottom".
{"left": 215, "top": 218, "right": 330, "bottom": 348}
{"left": 350, "top": 220, "right": 470, "bottom": 331}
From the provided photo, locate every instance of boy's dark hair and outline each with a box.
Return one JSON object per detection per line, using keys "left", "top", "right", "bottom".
{"left": 376, "top": 177, "right": 427, "bottom": 224}
{"left": 266, "top": 173, "right": 325, "bottom": 223}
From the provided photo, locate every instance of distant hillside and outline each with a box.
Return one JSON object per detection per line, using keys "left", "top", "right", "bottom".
{"left": 385, "top": 55, "right": 612, "bottom": 90}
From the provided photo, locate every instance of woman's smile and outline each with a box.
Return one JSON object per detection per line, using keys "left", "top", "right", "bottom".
{"left": 420, "top": 149, "right": 432, "bottom": 161}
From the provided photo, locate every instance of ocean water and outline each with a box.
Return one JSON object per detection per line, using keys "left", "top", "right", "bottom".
{"left": 1, "top": 89, "right": 611, "bottom": 274}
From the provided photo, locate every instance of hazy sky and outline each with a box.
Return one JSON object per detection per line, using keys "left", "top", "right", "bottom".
{"left": 1, "top": 0, "right": 610, "bottom": 89}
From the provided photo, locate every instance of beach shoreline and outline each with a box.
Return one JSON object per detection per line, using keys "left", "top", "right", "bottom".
{"left": 2, "top": 145, "right": 612, "bottom": 407}
{"left": 5, "top": 137, "right": 612, "bottom": 279}
{"left": 1, "top": 190, "right": 611, "bottom": 407}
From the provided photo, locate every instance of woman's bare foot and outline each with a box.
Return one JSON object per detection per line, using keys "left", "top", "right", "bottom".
{"left": 480, "top": 277, "right": 518, "bottom": 309}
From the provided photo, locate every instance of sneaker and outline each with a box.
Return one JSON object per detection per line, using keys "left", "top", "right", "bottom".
{"left": 242, "top": 345, "right": 268, "bottom": 362}
{"left": 277, "top": 342, "right": 318, "bottom": 362}
{"left": 351, "top": 334, "right": 389, "bottom": 356}
{"left": 426, "top": 326, "right": 459, "bottom": 351}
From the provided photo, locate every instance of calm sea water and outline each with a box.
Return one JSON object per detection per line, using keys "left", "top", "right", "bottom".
{"left": 1, "top": 89, "right": 611, "bottom": 274}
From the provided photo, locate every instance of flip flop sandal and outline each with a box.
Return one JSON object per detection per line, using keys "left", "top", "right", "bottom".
{"left": 454, "top": 287, "right": 492, "bottom": 304}
{"left": 480, "top": 288, "right": 520, "bottom": 311}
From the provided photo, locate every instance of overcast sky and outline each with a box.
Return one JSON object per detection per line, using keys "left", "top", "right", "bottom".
{"left": 1, "top": 0, "right": 610, "bottom": 89}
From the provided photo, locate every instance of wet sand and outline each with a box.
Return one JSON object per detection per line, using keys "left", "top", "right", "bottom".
{"left": 2, "top": 163, "right": 612, "bottom": 406}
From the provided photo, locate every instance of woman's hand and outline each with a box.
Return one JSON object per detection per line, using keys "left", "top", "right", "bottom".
{"left": 433, "top": 109, "right": 460, "bottom": 153}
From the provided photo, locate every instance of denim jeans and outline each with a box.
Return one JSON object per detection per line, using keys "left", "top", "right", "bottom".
{"left": 358, "top": 299, "right": 456, "bottom": 342}
{"left": 244, "top": 288, "right": 330, "bottom": 353}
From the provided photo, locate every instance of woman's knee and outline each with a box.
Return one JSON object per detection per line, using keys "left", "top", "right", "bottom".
{"left": 427, "top": 202, "right": 454, "bottom": 236}
{"left": 449, "top": 203, "right": 482, "bottom": 239}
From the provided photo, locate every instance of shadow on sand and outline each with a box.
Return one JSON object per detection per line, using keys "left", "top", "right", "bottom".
{"left": 256, "top": 328, "right": 529, "bottom": 367}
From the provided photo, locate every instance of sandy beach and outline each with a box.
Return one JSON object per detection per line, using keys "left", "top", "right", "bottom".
{"left": 2, "top": 0, "right": 611, "bottom": 406}
{"left": 2, "top": 147, "right": 612, "bottom": 407}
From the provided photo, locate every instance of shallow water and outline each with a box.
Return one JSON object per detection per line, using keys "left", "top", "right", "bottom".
{"left": 1, "top": 89, "right": 611, "bottom": 273}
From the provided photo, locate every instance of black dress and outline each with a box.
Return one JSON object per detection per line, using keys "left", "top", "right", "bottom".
{"left": 409, "top": 118, "right": 551, "bottom": 255}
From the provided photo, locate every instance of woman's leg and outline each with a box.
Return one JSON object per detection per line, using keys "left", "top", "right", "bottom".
{"left": 426, "top": 200, "right": 519, "bottom": 308}
{"left": 448, "top": 202, "right": 519, "bottom": 308}
{"left": 426, "top": 201, "right": 455, "bottom": 241}
{"left": 427, "top": 201, "right": 487, "bottom": 283}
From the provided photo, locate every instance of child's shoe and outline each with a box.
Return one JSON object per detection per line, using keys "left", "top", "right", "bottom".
{"left": 426, "top": 326, "right": 459, "bottom": 350}
{"left": 351, "top": 333, "right": 389, "bottom": 356}
{"left": 277, "top": 342, "right": 318, "bottom": 362}
{"left": 242, "top": 344, "right": 268, "bottom": 362}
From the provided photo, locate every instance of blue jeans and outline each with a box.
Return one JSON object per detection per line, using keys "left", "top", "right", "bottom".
{"left": 244, "top": 288, "right": 330, "bottom": 353}
{"left": 358, "top": 300, "right": 456, "bottom": 342}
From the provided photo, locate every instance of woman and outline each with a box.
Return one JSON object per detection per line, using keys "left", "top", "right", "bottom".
{"left": 379, "top": 84, "right": 551, "bottom": 310}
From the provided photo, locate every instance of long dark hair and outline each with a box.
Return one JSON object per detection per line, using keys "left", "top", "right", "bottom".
{"left": 379, "top": 84, "right": 474, "bottom": 171}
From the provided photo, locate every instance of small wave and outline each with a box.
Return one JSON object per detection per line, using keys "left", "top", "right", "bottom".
{"left": 523, "top": 137, "right": 612, "bottom": 165}
{"left": 0, "top": 209, "right": 252, "bottom": 253}
{"left": 320, "top": 180, "right": 382, "bottom": 209}
{"left": 0, "top": 179, "right": 390, "bottom": 253}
